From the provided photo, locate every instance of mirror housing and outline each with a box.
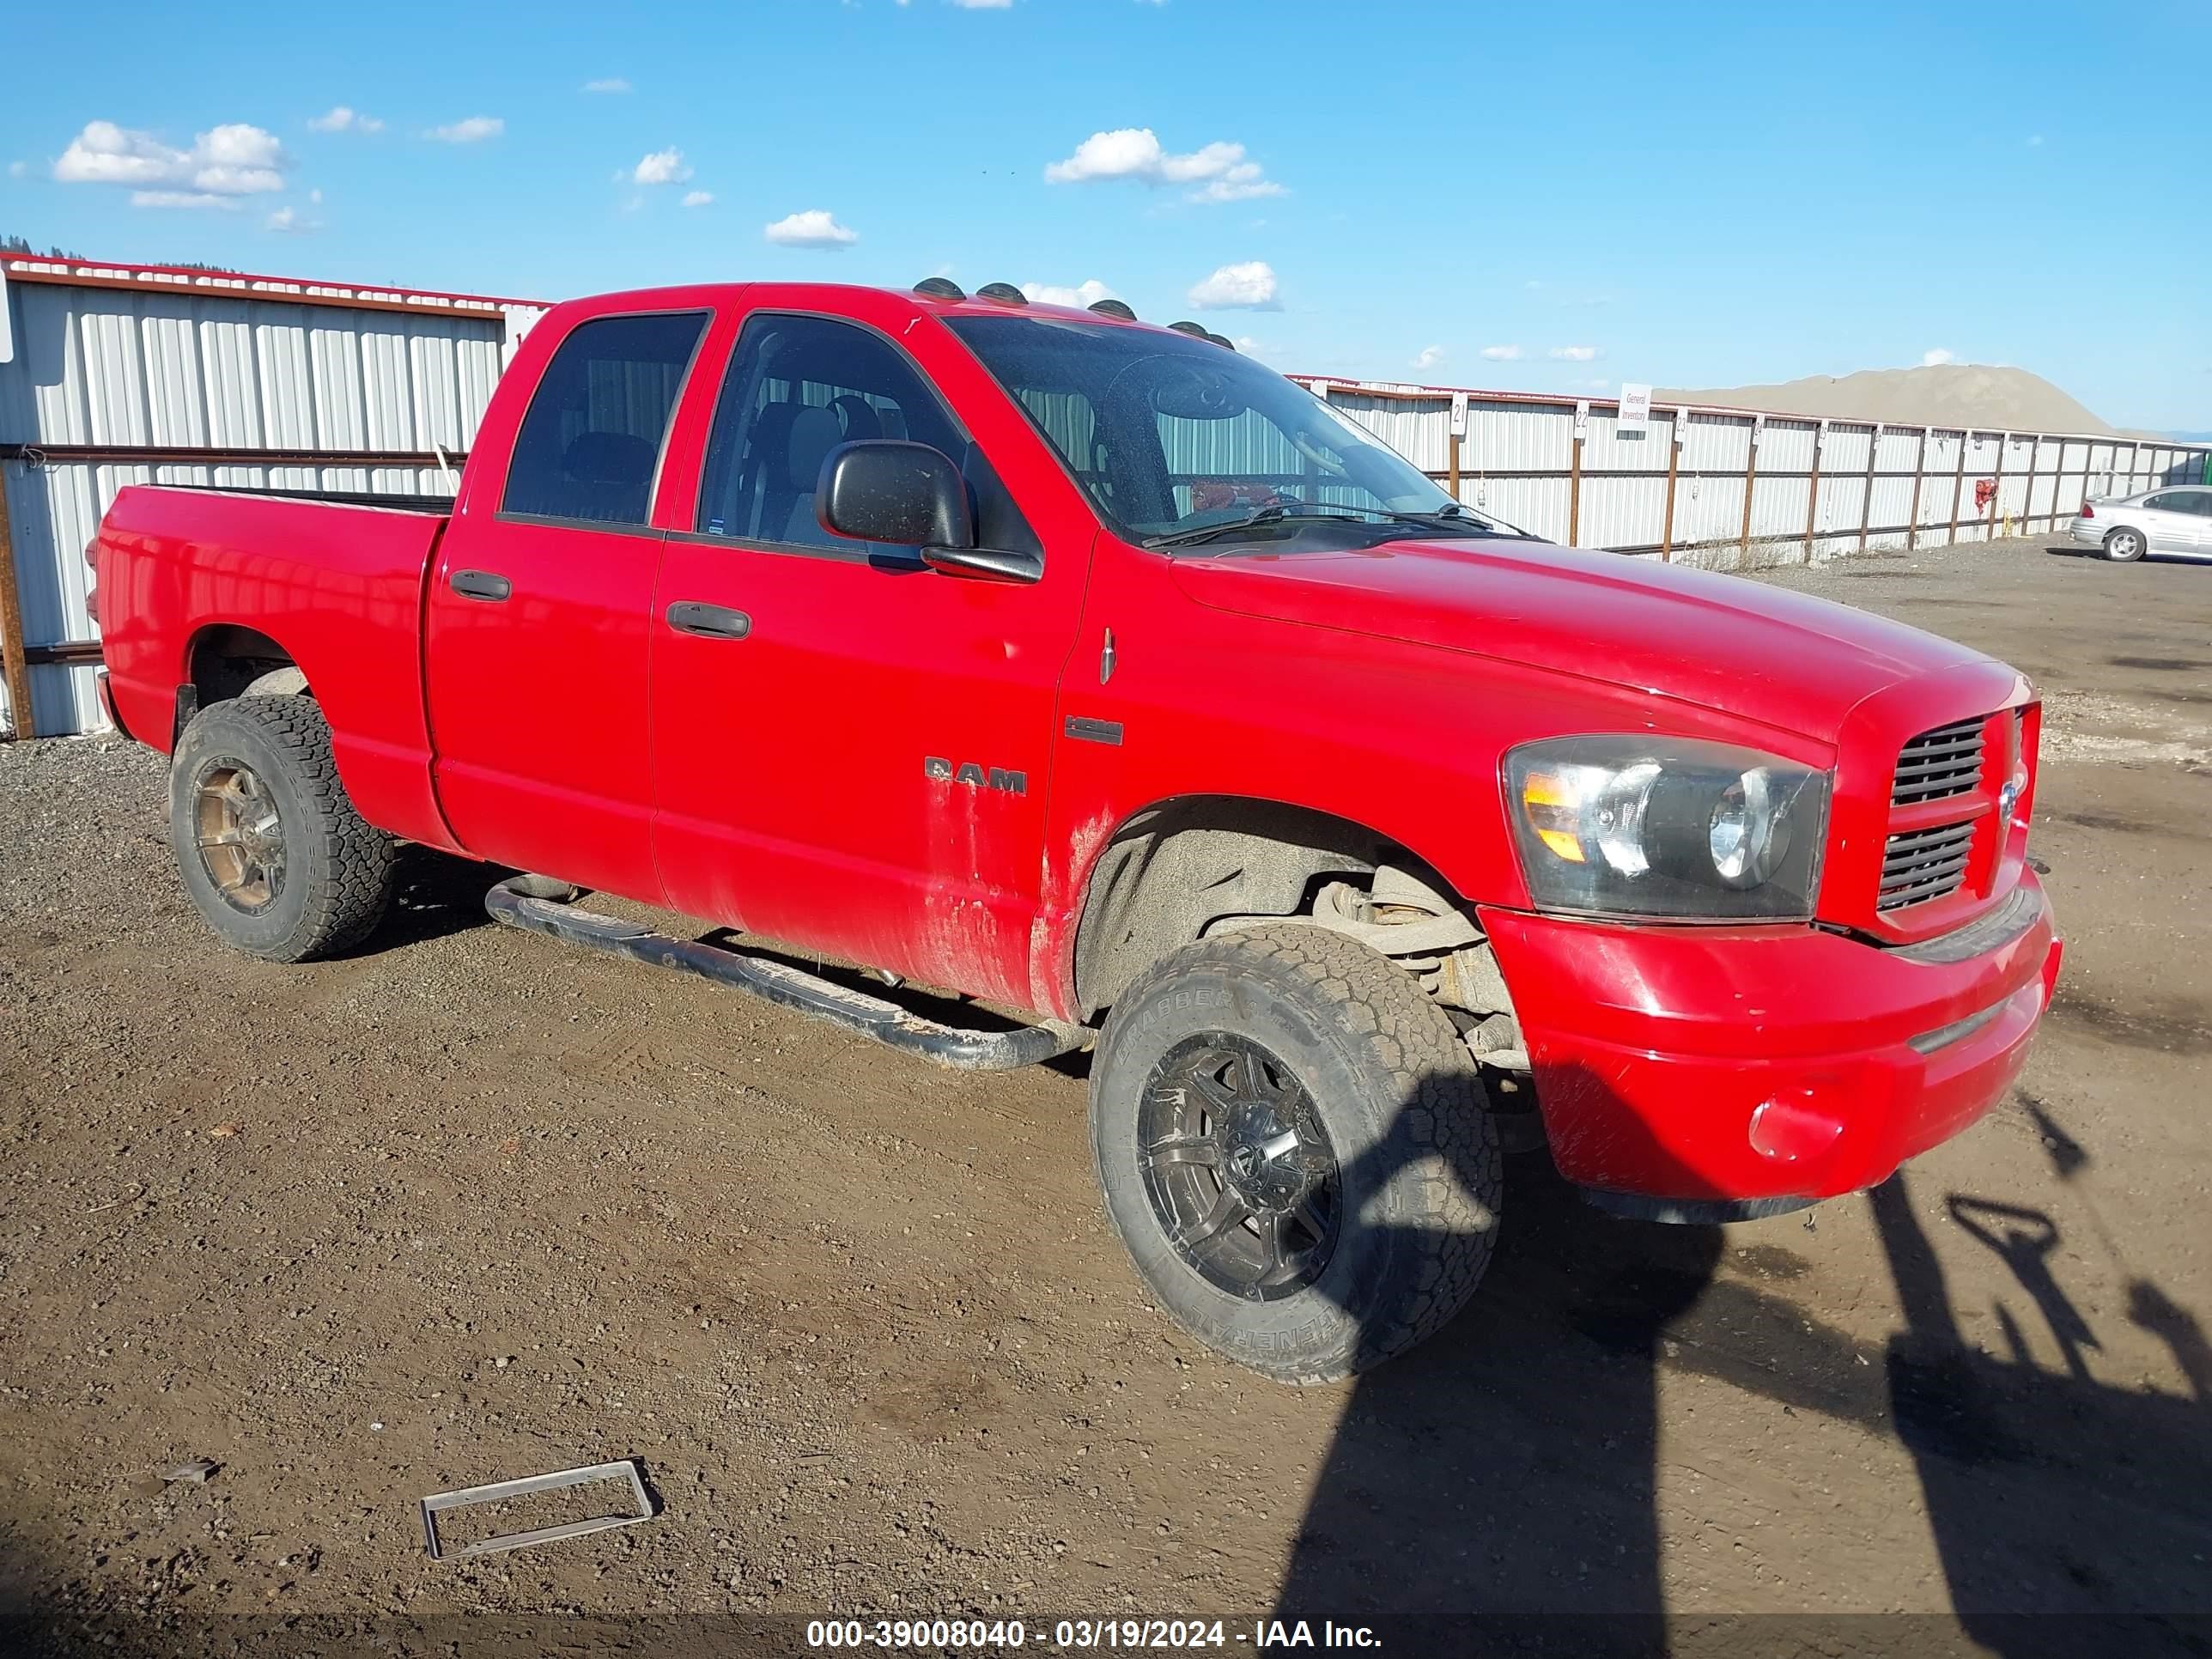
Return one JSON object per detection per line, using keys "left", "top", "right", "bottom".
{"left": 921, "top": 543, "right": 1043, "bottom": 584}
{"left": 818, "top": 441, "right": 974, "bottom": 550}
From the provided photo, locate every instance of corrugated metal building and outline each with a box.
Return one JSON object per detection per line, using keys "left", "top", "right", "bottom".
{"left": 1309, "top": 378, "right": 2206, "bottom": 559}
{"left": 0, "top": 256, "right": 544, "bottom": 738}
{"left": 3, "top": 255, "right": 2206, "bottom": 739}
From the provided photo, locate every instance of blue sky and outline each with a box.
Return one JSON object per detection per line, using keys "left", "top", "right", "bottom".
{"left": 3, "top": 1, "right": 2205, "bottom": 430}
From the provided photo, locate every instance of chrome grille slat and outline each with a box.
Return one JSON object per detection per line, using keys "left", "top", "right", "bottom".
{"left": 1892, "top": 718, "right": 1988, "bottom": 806}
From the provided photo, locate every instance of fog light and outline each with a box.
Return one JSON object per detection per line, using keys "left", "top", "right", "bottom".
{"left": 1748, "top": 1091, "right": 1845, "bottom": 1164}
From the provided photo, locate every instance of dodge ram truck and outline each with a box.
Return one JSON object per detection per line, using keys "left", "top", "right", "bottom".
{"left": 90, "top": 278, "right": 2064, "bottom": 1382}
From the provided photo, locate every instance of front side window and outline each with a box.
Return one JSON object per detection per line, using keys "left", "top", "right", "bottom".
{"left": 696, "top": 314, "right": 969, "bottom": 552}
{"left": 945, "top": 314, "right": 1534, "bottom": 553}
{"left": 501, "top": 311, "right": 708, "bottom": 526}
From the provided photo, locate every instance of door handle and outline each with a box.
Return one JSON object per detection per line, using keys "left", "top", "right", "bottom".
{"left": 450, "top": 568, "right": 512, "bottom": 602}
{"left": 666, "top": 601, "right": 751, "bottom": 641}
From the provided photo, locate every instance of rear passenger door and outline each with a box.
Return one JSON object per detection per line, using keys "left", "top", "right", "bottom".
{"left": 425, "top": 307, "right": 709, "bottom": 898}
{"left": 2172, "top": 489, "right": 2212, "bottom": 557}
{"left": 649, "top": 306, "right": 1089, "bottom": 1009}
{"left": 2138, "top": 492, "right": 2198, "bottom": 555}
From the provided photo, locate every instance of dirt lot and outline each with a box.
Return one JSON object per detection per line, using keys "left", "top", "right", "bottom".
{"left": 3, "top": 536, "right": 2209, "bottom": 1656}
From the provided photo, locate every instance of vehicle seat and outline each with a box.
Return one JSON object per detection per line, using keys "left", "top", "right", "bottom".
{"left": 831, "top": 395, "right": 884, "bottom": 441}
{"left": 559, "top": 431, "right": 655, "bottom": 521}
{"left": 781, "top": 406, "right": 845, "bottom": 545}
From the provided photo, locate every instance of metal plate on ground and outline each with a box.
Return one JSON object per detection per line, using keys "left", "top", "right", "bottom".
{"left": 420, "top": 1459, "right": 654, "bottom": 1560}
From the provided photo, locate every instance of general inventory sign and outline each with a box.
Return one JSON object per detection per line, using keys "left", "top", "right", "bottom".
{"left": 1617, "top": 382, "right": 1652, "bottom": 437}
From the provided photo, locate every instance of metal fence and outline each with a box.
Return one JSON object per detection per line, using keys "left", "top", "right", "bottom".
{"left": 3, "top": 255, "right": 2206, "bottom": 739}
{"left": 1307, "top": 378, "right": 2207, "bottom": 561}
{"left": 0, "top": 256, "right": 544, "bottom": 738}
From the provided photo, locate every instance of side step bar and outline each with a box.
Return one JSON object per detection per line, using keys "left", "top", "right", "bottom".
{"left": 485, "top": 878, "right": 1091, "bottom": 1073}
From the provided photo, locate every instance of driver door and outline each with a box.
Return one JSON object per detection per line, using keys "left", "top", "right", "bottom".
{"left": 648, "top": 303, "right": 1091, "bottom": 1009}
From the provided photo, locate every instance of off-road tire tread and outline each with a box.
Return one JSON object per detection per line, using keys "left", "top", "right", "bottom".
{"left": 175, "top": 696, "right": 395, "bottom": 962}
{"left": 1096, "top": 922, "right": 1501, "bottom": 1383}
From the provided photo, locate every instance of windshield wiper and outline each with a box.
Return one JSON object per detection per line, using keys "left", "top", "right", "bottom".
{"left": 1145, "top": 502, "right": 1374, "bottom": 549}
{"left": 1146, "top": 500, "right": 1517, "bottom": 550}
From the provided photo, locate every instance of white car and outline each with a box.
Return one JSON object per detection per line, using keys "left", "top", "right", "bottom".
{"left": 2068, "top": 486, "right": 2212, "bottom": 562}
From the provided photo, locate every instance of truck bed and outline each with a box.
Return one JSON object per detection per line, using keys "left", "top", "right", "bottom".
{"left": 95, "top": 483, "right": 461, "bottom": 852}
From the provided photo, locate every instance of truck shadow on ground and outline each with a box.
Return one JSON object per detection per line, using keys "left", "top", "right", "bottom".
{"left": 1273, "top": 1082, "right": 2212, "bottom": 1656}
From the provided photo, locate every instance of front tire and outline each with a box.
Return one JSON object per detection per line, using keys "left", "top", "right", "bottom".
{"left": 1089, "top": 924, "right": 1501, "bottom": 1383}
{"left": 2103, "top": 526, "right": 2147, "bottom": 562}
{"left": 168, "top": 696, "right": 396, "bottom": 963}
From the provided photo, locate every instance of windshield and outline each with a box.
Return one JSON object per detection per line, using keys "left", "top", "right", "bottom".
{"left": 943, "top": 315, "right": 1535, "bottom": 552}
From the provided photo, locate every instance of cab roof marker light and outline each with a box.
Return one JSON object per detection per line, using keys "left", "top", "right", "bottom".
{"left": 913, "top": 276, "right": 965, "bottom": 301}
{"left": 1087, "top": 299, "right": 1138, "bottom": 321}
{"left": 975, "top": 283, "right": 1029, "bottom": 306}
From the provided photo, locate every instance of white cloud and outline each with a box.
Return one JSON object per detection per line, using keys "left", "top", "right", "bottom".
{"left": 630, "top": 147, "right": 692, "bottom": 185}
{"left": 265, "top": 204, "right": 320, "bottom": 233}
{"left": 2026, "top": 134, "right": 2044, "bottom": 147}
{"left": 54, "top": 120, "right": 288, "bottom": 195}
{"left": 764, "top": 209, "right": 857, "bottom": 248}
{"left": 1187, "top": 260, "right": 1279, "bottom": 310}
{"left": 680, "top": 189, "right": 714, "bottom": 209}
{"left": 583, "top": 78, "right": 633, "bottom": 94}
{"left": 307, "top": 106, "right": 382, "bottom": 134}
{"left": 1045, "top": 127, "right": 1282, "bottom": 203}
{"left": 1548, "top": 345, "right": 1600, "bottom": 362}
{"left": 1413, "top": 345, "right": 1443, "bottom": 370}
{"left": 131, "top": 191, "right": 240, "bottom": 210}
{"left": 1480, "top": 344, "right": 1523, "bottom": 362}
{"left": 1021, "top": 278, "right": 1118, "bottom": 308}
{"left": 428, "top": 116, "right": 503, "bottom": 143}
{"left": 950, "top": 0, "right": 1014, "bottom": 7}
{"left": 1921, "top": 348, "right": 1956, "bottom": 367}
{"left": 6, "top": 161, "right": 26, "bottom": 179}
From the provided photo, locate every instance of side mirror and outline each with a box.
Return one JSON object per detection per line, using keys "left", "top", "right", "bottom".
{"left": 817, "top": 440, "right": 1042, "bottom": 584}
{"left": 818, "top": 440, "right": 973, "bottom": 550}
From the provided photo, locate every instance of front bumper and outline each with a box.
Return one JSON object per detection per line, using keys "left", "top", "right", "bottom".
{"left": 1479, "top": 873, "right": 2061, "bottom": 1206}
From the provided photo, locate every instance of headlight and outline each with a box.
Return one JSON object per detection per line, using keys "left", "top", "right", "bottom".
{"left": 1504, "top": 737, "right": 1830, "bottom": 921}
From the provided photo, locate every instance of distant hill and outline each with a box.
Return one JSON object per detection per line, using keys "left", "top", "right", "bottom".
{"left": 1656, "top": 363, "right": 2115, "bottom": 436}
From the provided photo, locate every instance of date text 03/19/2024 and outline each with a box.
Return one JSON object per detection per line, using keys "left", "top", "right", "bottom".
{"left": 804, "top": 1618, "right": 1382, "bottom": 1649}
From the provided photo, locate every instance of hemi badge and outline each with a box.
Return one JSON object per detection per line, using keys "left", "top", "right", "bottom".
{"left": 1065, "top": 716, "right": 1123, "bottom": 746}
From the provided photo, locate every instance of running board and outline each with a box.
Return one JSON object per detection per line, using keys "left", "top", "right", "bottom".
{"left": 485, "top": 878, "right": 1091, "bottom": 1072}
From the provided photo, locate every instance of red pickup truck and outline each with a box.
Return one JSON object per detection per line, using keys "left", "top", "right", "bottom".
{"left": 91, "top": 279, "right": 2063, "bottom": 1382}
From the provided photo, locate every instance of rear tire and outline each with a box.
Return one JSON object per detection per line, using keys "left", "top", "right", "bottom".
{"left": 168, "top": 696, "right": 395, "bottom": 963}
{"left": 2103, "top": 526, "right": 2147, "bottom": 562}
{"left": 1089, "top": 924, "right": 1501, "bottom": 1384}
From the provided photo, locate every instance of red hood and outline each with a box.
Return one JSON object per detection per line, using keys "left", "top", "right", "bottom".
{"left": 1167, "top": 538, "right": 1996, "bottom": 744}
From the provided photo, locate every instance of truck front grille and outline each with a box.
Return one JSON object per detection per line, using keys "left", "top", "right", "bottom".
{"left": 1892, "top": 718, "right": 1986, "bottom": 805}
{"left": 1878, "top": 820, "right": 1977, "bottom": 911}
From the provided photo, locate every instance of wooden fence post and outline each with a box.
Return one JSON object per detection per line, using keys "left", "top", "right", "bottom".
{"left": 1568, "top": 400, "right": 1587, "bottom": 547}
{"left": 0, "top": 464, "right": 34, "bottom": 742}
{"left": 1803, "top": 420, "right": 1826, "bottom": 556}
{"left": 1660, "top": 409, "right": 1684, "bottom": 561}
{"left": 1857, "top": 423, "right": 1879, "bottom": 552}
{"left": 1739, "top": 416, "right": 1761, "bottom": 551}
{"left": 1905, "top": 426, "right": 1929, "bottom": 551}
{"left": 1948, "top": 431, "right": 1968, "bottom": 546}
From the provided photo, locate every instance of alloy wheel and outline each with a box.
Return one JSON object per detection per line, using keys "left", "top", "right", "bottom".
{"left": 1137, "top": 1032, "right": 1340, "bottom": 1302}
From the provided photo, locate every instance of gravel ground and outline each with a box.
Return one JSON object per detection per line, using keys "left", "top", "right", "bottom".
{"left": 2, "top": 535, "right": 2209, "bottom": 1656}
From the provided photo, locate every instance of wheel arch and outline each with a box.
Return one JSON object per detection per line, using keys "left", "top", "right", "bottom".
{"left": 179, "top": 623, "right": 309, "bottom": 742}
{"left": 1066, "top": 792, "right": 1477, "bottom": 1019}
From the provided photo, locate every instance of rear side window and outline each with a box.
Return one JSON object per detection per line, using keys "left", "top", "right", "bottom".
{"left": 501, "top": 311, "right": 708, "bottom": 526}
